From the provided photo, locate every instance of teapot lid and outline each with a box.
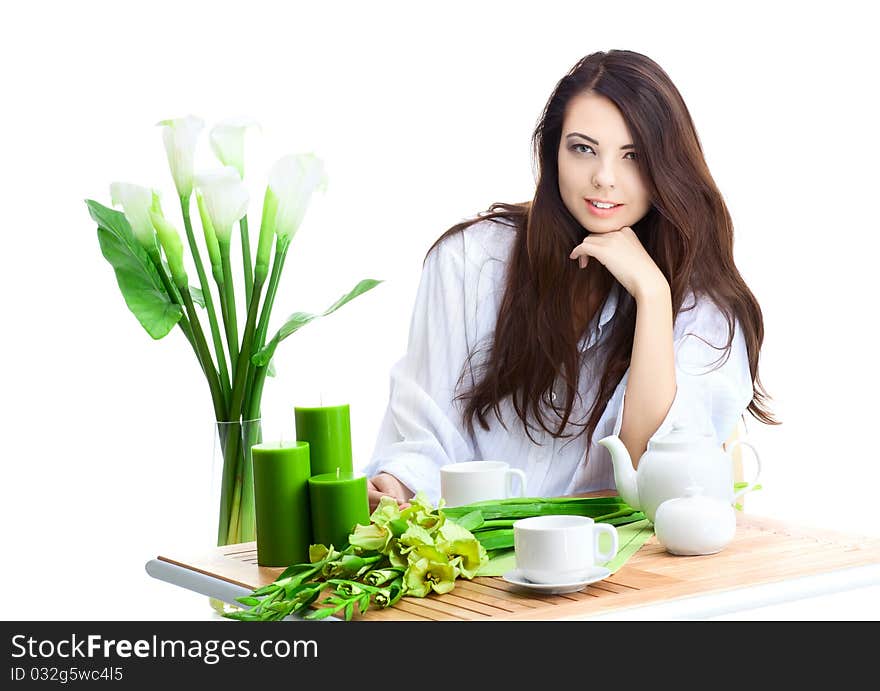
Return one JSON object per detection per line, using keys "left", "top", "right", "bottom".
{"left": 647, "top": 421, "right": 714, "bottom": 451}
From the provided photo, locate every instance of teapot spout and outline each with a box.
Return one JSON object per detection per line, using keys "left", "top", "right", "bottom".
{"left": 598, "top": 434, "right": 640, "bottom": 511}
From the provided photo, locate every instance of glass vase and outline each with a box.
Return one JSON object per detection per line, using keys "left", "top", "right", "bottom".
{"left": 209, "top": 417, "right": 263, "bottom": 617}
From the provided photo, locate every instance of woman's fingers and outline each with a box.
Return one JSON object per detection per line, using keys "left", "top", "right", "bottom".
{"left": 367, "top": 474, "right": 412, "bottom": 510}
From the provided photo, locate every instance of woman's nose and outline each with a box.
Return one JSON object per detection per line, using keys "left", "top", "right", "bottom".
{"left": 592, "top": 162, "right": 617, "bottom": 190}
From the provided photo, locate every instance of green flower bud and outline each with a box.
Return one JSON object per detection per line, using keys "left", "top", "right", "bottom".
{"left": 148, "top": 197, "right": 188, "bottom": 289}
{"left": 196, "top": 190, "right": 222, "bottom": 280}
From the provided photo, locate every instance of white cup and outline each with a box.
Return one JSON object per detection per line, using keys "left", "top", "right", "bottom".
{"left": 513, "top": 515, "right": 619, "bottom": 584}
{"left": 439, "top": 460, "right": 527, "bottom": 508}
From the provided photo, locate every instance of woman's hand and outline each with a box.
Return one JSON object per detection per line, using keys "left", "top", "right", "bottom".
{"left": 569, "top": 226, "right": 669, "bottom": 302}
{"left": 367, "top": 472, "right": 414, "bottom": 511}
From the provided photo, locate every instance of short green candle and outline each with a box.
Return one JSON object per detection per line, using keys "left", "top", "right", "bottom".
{"left": 308, "top": 470, "right": 370, "bottom": 550}
{"left": 294, "top": 404, "right": 353, "bottom": 477}
{"left": 252, "top": 441, "right": 311, "bottom": 567}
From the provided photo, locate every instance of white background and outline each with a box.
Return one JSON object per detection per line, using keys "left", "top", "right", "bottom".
{"left": 2, "top": 0, "right": 878, "bottom": 621}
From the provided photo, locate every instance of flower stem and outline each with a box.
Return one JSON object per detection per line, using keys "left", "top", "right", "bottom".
{"left": 244, "top": 238, "right": 290, "bottom": 420}
{"left": 240, "top": 215, "right": 254, "bottom": 307}
{"left": 220, "top": 245, "right": 240, "bottom": 377}
{"left": 179, "top": 195, "right": 231, "bottom": 407}
{"left": 179, "top": 287, "right": 226, "bottom": 422}
{"left": 224, "top": 274, "right": 267, "bottom": 545}
{"left": 213, "top": 280, "right": 232, "bottom": 402}
{"left": 147, "top": 249, "right": 201, "bottom": 370}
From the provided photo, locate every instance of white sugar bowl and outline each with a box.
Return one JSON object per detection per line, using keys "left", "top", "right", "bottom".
{"left": 654, "top": 485, "right": 737, "bottom": 556}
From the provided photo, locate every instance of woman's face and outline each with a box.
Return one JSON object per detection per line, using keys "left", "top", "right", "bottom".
{"left": 557, "top": 92, "right": 652, "bottom": 234}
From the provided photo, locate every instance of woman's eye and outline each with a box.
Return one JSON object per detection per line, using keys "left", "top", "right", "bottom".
{"left": 571, "top": 144, "right": 638, "bottom": 161}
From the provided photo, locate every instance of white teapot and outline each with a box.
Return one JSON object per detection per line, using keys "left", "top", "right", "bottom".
{"left": 597, "top": 422, "right": 762, "bottom": 524}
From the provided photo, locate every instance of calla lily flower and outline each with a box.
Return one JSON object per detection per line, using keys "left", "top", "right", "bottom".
{"left": 266, "top": 153, "right": 328, "bottom": 244}
{"left": 194, "top": 167, "right": 250, "bottom": 244}
{"left": 209, "top": 117, "right": 260, "bottom": 179}
{"left": 110, "top": 182, "right": 157, "bottom": 252}
{"left": 156, "top": 115, "right": 204, "bottom": 200}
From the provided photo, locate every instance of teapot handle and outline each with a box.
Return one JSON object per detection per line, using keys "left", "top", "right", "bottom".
{"left": 728, "top": 440, "right": 763, "bottom": 501}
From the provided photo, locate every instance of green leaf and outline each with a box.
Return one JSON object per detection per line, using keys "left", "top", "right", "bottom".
{"left": 267, "top": 357, "right": 276, "bottom": 378}
{"left": 190, "top": 285, "right": 205, "bottom": 308}
{"left": 476, "top": 549, "right": 516, "bottom": 577}
{"left": 305, "top": 605, "right": 339, "bottom": 620}
{"left": 87, "top": 199, "right": 182, "bottom": 339}
{"left": 251, "top": 278, "right": 382, "bottom": 366}
{"left": 447, "top": 509, "right": 484, "bottom": 532}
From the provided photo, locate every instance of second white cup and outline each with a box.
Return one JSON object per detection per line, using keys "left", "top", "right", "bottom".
{"left": 513, "top": 515, "right": 619, "bottom": 584}
{"left": 439, "top": 460, "right": 527, "bottom": 508}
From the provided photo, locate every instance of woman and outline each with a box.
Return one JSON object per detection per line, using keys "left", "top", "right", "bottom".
{"left": 364, "top": 49, "right": 777, "bottom": 511}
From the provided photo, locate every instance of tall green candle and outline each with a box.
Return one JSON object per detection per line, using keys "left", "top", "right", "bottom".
{"left": 294, "top": 404, "right": 353, "bottom": 477}
{"left": 252, "top": 441, "right": 311, "bottom": 567}
{"left": 308, "top": 470, "right": 370, "bottom": 550}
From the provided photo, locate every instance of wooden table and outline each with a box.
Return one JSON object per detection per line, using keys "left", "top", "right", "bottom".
{"left": 146, "top": 512, "right": 880, "bottom": 620}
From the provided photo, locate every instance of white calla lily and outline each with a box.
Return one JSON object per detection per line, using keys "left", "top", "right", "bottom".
{"left": 268, "top": 153, "right": 328, "bottom": 244}
{"left": 156, "top": 115, "right": 204, "bottom": 199}
{"left": 209, "top": 118, "right": 260, "bottom": 179}
{"left": 110, "top": 182, "right": 157, "bottom": 251}
{"left": 194, "top": 167, "right": 250, "bottom": 244}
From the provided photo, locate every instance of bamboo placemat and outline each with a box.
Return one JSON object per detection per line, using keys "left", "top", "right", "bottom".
{"left": 156, "top": 513, "right": 880, "bottom": 621}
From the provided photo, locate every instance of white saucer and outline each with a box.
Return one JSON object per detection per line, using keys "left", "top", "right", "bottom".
{"left": 501, "top": 567, "right": 611, "bottom": 594}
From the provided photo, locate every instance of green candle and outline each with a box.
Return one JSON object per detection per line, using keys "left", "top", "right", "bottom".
{"left": 308, "top": 470, "right": 370, "bottom": 550}
{"left": 294, "top": 404, "right": 353, "bottom": 477}
{"left": 252, "top": 441, "right": 311, "bottom": 567}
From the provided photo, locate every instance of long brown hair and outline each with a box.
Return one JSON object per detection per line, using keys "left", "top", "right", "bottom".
{"left": 426, "top": 49, "right": 779, "bottom": 450}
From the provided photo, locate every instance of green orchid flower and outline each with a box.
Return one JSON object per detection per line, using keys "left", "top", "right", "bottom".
{"left": 398, "top": 523, "right": 435, "bottom": 550}
{"left": 348, "top": 522, "right": 392, "bottom": 552}
{"left": 362, "top": 567, "right": 404, "bottom": 587}
{"left": 387, "top": 539, "right": 408, "bottom": 568}
{"left": 308, "top": 543, "right": 342, "bottom": 564}
{"left": 405, "top": 557, "right": 459, "bottom": 597}
{"left": 209, "top": 117, "right": 260, "bottom": 179}
{"left": 398, "top": 491, "right": 444, "bottom": 532}
{"left": 407, "top": 542, "right": 450, "bottom": 565}
{"left": 369, "top": 495, "right": 403, "bottom": 527}
{"left": 436, "top": 521, "right": 488, "bottom": 579}
{"left": 156, "top": 115, "right": 204, "bottom": 200}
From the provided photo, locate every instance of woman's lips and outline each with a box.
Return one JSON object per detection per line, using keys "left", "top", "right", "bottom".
{"left": 584, "top": 199, "right": 624, "bottom": 218}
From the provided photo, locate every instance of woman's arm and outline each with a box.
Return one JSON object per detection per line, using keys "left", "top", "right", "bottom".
{"left": 570, "top": 227, "right": 676, "bottom": 467}
{"left": 618, "top": 281, "right": 676, "bottom": 468}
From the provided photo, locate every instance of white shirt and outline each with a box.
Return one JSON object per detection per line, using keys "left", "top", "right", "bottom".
{"left": 363, "top": 218, "right": 754, "bottom": 506}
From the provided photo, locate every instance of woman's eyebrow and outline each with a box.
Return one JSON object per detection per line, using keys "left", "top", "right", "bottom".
{"left": 565, "top": 132, "right": 635, "bottom": 150}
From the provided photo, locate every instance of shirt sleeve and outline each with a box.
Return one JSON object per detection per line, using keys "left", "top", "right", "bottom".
{"left": 611, "top": 293, "right": 754, "bottom": 447}
{"left": 362, "top": 234, "right": 479, "bottom": 505}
